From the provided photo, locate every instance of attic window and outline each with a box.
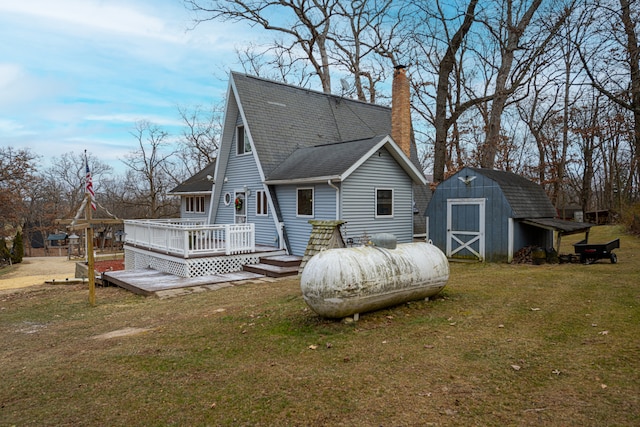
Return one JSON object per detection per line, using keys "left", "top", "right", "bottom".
{"left": 237, "top": 125, "right": 252, "bottom": 155}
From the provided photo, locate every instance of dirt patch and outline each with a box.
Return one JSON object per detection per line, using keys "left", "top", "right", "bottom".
{"left": 0, "top": 257, "right": 78, "bottom": 291}
{"left": 92, "top": 327, "right": 153, "bottom": 340}
{"left": 0, "top": 257, "right": 124, "bottom": 292}
{"left": 94, "top": 259, "right": 124, "bottom": 273}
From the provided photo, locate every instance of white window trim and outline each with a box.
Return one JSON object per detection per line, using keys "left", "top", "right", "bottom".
{"left": 236, "top": 125, "right": 252, "bottom": 156}
{"left": 296, "top": 187, "right": 314, "bottom": 218}
{"left": 185, "top": 195, "right": 205, "bottom": 213}
{"left": 375, "top": 188, "right": 394, "bottom": 218}
{"left": 256, "top": 190, "right": 268, "bottom": 216}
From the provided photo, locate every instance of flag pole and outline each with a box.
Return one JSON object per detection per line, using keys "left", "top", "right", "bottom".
{"left": 86, "top": 193, "right": 95, "bottom": 306}
{"left": 85, "top": 150, "right": 96, "bottom": 306}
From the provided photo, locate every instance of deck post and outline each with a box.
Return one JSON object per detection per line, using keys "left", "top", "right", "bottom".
{"left": 183, "top": 229, "right": 190, "bottom": 258}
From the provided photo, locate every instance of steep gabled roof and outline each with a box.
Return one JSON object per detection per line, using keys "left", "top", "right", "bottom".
{"left": 231, "top": 72, "right": 393, "bottom": 178}
{"left": 169, "top": 161, "right": 216, "bottom": 195}
{"left": 467, "top": 167, "right": 557, "bottom": 218}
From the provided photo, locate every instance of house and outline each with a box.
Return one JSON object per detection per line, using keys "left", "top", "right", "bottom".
{"left": 204, "top": 68, "right": 428, "bottom": 257}
{"left": 169, "top": 160, "right": 216, "bottom": 221}
{"left": 119, "top": 67, "right": 429, "bottom": 283}
{"left": 424, "top": 167, "right": 592, "bottom": 262}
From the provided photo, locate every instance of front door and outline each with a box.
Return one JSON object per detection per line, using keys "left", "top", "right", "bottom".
{"left": 234, "top": 191, "right": 246, "bottom": 224}
{"left": 446, "top": 198, "right": 485, "bottom": 261}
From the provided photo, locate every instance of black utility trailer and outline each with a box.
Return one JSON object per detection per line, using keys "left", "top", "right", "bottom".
{"left": 573, "top": 238, "right": 620, "bottom": 264}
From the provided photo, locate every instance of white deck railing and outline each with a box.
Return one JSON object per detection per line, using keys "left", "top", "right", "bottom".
{"left": 123, "top": 219, "right": 255, "bottom": 258}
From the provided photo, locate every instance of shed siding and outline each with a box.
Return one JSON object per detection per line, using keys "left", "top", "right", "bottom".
{"left": 427, "top": 167, "right": 559, "bottom": 262}
{"left": 215, "top": 115, "right": 277, "bottom": 247}
{"left": 426, "top": 168, "right": 514, "bottom": 262}
{"left": 342, "top": 149, "right": 413, "bottom": 244}
{"left": 275, "top": 183, "right": 337, "bottom": 256}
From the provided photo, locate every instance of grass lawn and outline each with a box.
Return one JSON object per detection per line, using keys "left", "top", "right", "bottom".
{"left": 1, "top": 225, "right": 638, "bottom": 426}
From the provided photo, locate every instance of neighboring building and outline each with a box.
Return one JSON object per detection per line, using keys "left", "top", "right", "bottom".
{"left": 201, "top": 68, "right": 428, "bottom": 256}
{"left": 169, "top": 161, "right": 216, "bottom": 221}
{"left": 425, "top": 167, "right": 592, "bottom": 262}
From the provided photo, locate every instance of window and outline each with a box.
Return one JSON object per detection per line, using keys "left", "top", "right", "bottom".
{"left": 185, "top": 196, "right": 205, "bottom": 213}
{"left": 237, "top": 125, "right": 252, "bottom": 155}
{"left": 375, "top": 188, "right": 393, "bottom": 217}
{"left": 256, "top": 190, "right": 268, "bottom": 216}
{"left": 297, "top": 188, "right": 314, "bottom": 217}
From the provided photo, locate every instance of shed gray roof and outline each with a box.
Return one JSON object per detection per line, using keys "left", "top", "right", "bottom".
{"left": 169, "top": 161, "right": 216, "bottom": 194}
{"left": 468, "top": 167, "right": 557, "bottom": 218}
{"left": 521, "top": 217, "right": 592, "bottom": 234}
{"left": 231, "top": 72, "right": 408, "bottom": 178}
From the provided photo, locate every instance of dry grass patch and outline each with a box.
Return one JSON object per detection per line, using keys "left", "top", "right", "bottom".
{"left": 1, "top": 226, "right": 638, "bottom": 426}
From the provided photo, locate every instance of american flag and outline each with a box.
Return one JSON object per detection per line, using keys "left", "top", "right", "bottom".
{"left": 85, "top": 154, "right": 96, "bottom": 211}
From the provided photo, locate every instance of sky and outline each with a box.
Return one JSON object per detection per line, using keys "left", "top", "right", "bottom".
{"left": 0, "top": 0, "right": 256, "bottom": 173}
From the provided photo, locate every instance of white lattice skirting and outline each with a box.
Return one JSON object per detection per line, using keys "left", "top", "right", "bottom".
{"left": 124, "top": 246, "right": 266, "bottom": 278}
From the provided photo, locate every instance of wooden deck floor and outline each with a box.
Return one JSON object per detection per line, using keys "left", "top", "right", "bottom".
{"left": 102, "top": 268, "right": 268, "bottom": 297}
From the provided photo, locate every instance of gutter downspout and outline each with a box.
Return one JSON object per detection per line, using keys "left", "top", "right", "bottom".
{"left": 328, "top": 179, "right": 340, "bottom": 220}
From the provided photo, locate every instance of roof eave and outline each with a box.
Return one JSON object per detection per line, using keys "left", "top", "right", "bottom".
{"left": 167, "top": 190, "right": 212, "bottom": 197}
{"left": 264, "top": 175, "right": 343, "bottom": 185}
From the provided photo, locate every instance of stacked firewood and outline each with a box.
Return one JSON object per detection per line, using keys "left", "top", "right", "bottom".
{"left": 512, "top": 246, "right": 560, "bottom": 264}
{"left": 512, "top": 246, "right": 536, "bottom": 264}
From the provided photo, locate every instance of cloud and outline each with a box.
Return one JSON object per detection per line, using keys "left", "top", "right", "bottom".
{"left": 0, "top": 118, "right": 33, "bottom": 136}
{"left": 0, "top": 0, "right": 176, "bottom": 42}
{"left": 0, "top": 0, "right": 266, "bottom": 175}
{"left": 85, "top": 113, "right": 183, "bottom": 128}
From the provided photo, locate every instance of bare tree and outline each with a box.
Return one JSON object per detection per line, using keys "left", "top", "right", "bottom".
{"left": 578, "top": 0, "right": 640, "bottom": 202}
{"left": 478, "top": 0, "right": 573, "bottom": 169}
{"left": 176, "top": 104, "right": 223, "bottom": 175}
{"left": 45, "top": 152, "right": 112, "bottom": 218}
{"left": 234, "top": 42, "right": 315, "bottom": 88}
{"left": 121, "top": 121, "right": 180, "bottom": 219}
{"left": 329, "top": 0, "right": 394, "bottom": 102}
{"left": 185, "top": 0, "right": 336, "bottom": 93}
{"left": 569, "top": 92, "right": 604, "bottom": 213}
{"left": 411, "top": 0, "right": 481, "bottom": 184}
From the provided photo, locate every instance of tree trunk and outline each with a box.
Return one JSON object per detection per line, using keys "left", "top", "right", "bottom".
{"left": 433, "top": 0, "right": 478, "bottom": 183}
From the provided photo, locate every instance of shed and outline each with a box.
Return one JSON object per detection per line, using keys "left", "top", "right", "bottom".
{"left": 425, "top": 167, "right": 592, "bottom": 262}
{"left": 46, "top": 233, "right": 68, "bottom": 247}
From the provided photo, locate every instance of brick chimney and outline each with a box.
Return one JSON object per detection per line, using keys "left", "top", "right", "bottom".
{"left": 391, "top": 65, "right": 411, "bottom": 158}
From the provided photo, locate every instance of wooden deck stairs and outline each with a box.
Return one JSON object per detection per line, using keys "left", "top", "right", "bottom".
{"left": 243, "top": 255, "right": 302, "bottom": 278}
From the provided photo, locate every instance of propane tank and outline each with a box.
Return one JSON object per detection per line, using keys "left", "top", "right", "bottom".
{"left": 300, "top": 242, "right": 449, "bottom": 318}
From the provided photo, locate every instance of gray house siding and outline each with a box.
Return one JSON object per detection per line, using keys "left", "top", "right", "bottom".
{"left": 275, "top": 183, "right": 337, "bottom": 256}
{"left": 214, "top": 115, "right": 277, "bottom": 247}
{"left": 342, "top": 149, "right": 414, "bottom": 244}
{"left": 179, "top": 195, "right": 212, "bottom": 220}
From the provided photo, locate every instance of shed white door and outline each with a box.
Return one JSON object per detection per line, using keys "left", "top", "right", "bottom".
{"left": 446, "top": 198, "right": 485, "bottom": 261}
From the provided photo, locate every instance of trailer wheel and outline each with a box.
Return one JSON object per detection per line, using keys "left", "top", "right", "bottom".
{"left": 610, "top": 253, "right": 618, "bottom": 264}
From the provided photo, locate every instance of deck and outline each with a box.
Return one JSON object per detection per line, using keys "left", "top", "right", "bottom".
{"left": 103, "top": 252, "right": 302, "bottom": 297}
{"left": 102, "top": 268, "right": 270, "bottom": 297}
